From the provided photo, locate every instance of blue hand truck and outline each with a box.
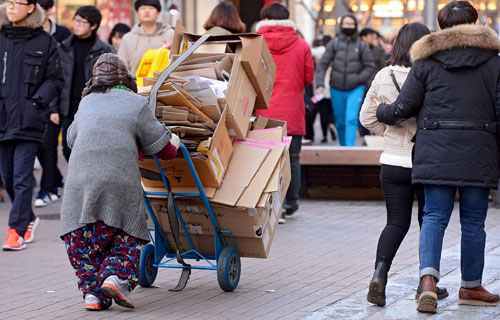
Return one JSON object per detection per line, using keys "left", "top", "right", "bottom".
{"left": 138, "top": 34, "right": 241, "bottom": 292}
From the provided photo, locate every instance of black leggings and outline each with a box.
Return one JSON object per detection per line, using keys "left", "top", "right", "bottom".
{"left": 375, "top": 164, "right": 425, "bottom": 269}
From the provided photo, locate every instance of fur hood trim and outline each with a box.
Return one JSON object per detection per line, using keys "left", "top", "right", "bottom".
{"left": 0, "top": 4, "right": 45, "bottom": 29}
{"left": 411, "top": 24, "right": 500, "bottom": 61}
{"left": 256, "top": 19, "right": 296, "bottom": 31}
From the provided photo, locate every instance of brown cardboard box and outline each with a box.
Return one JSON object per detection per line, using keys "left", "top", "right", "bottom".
{"left": 236, "top": 36, "right": 276, "bottom": 110}
{"left": 139, "top": 108, "right": 233, "bottom": 188}
{"left": 156, "top": 196, "right": 281, "bottom": 258}
{"left": 170, "top": 23, "right": 276, "bottom": 110}
{"left": 251, "top": 117, "right": 287, "bottom": 136}
{"left": 171, "top": 53, "right": 256, "bottom": 139}
{"left": 224, "top": 57, "right": 257, "bottom": 139}
{"left": 148, "top": 190, "right": 278, "bottom": 239}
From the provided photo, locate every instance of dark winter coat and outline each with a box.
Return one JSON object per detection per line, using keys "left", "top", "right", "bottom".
{"left": 0, "top": 4, "right": 64, "bottom": 143}
{"left": 376, "top": 24, "right": 500, "bottom": 189}
{"left": 48, "top": 19, "right": 70, "bottom": 43}
{"left": 315, "top": 33, "right": 375, "bottom": 91}
{"left": 59, "top": 34, "right": 113, "bottom": 117}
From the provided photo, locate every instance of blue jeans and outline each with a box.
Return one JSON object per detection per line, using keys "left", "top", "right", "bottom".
{"left": 330, "top": 85, "right": 366, "bottom": 146}
{"left": 419, "top": 185, "right": 489, "bottom": 288}
{"left": 284, "top": 135, "right": 302, "bottom": 209}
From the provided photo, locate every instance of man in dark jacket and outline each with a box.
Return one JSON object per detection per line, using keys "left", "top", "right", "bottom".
{"left": 0, "top": 0, "right": 64, "bottom": 250}
{"left": 376, "top": 1, "right": 500, "bottom": 313}
{"left": 360, "top": 28, "right": 386, "bottom": 88}
{"left": 59, "top": 6, "right": 113, "bottom": 161}
{"left": 315, "top": 15, "right": 374, "bottom": 146}
{"left": 33, "top": 0, "right": 70, "bottom": 208}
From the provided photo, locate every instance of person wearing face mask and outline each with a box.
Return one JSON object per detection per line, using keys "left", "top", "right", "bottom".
{"left": 315, "top": 15, "right": 374, "bottom": 146}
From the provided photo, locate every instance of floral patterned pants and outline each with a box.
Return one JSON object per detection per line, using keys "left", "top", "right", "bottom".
{"left": 64, "top": 220, "right": 147, "bottom": 308}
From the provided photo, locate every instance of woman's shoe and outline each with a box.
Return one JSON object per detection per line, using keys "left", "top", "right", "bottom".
{"left": 417, "top": 275, "right": 438, "bottom": 313}
{"left": 367, "top": 261, "right": 388, "bottom": 307}
{"left": 458, "top": 286, "right": 500, "bottom": 306}
{"left": 329, "top": 125, "right": 337, "bottom": 141}
{"left": 84, "top": 294, "right": 102, "bottom": 311}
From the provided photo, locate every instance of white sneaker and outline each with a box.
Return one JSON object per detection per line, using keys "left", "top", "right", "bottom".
{"left": 101, "top": 275, "right": 135, "bottom": 308}
{"left": 34, "top": 192, "right": 51, "bottom": 207}
{"left": 24, "top": 217, "right": 40, "bottom": 244}
{"left": 49, "top": 193, "right": 60, "bottom": 201}
{"left": 84, "top": 294, "right": 102, "bottom": 311}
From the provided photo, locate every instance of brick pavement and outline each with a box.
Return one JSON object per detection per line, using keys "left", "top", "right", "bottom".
{"left": 2, "top": 194, "right": 500, "bottom": 319}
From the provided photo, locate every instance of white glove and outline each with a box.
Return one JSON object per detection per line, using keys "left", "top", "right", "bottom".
{"left": 170, "top": 133, "right": 180, "bottom": 149}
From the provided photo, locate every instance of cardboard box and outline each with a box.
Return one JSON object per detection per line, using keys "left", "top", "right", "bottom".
{"left": 224, "top": 57, "right": 256, "bottom": 139}
{"left": 148, "top": 190, "right": 278, "bottom": 239}
{"left": 171, "top": 52, "right": 256, "bottom": 139}
{"left": 236, "top": 36, "right": 276, "bottom": 110}
{"left": 155, "top": 196, "right": 281, "bottom": 258}
{"left": 170, "top": 23, "right": 276, "bottom": 110}
{"left": 139, "top": 108, "right": 233, "bottom": 188}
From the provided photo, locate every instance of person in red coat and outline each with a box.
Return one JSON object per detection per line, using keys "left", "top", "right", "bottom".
{"left": 255, "top": 3, "right": 314, "bottom": 224}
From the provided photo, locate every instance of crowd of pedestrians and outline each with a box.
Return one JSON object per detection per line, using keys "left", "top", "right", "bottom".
{"left": 1, "top": 0, "right": 500, "bottom": 315}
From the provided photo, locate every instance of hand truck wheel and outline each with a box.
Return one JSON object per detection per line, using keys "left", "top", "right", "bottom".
{"left": 217, "top": 246, "right": 241, "bottom": 292}
{"left": 138, "top": 243, "right": 158, "bottom": 287}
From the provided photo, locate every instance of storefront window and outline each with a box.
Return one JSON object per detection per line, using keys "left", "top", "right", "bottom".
{"left": 55, "top": 0, "right": 132, "bottom": 40}
{"left": 57, "top": 0, "right": 94, "bottom": 30}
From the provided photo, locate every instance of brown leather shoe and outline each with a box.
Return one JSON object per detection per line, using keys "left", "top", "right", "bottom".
{"left": 417, "top": 275, "right": 438, "bottom": 313}
{"left": 458, "top": 286, "right": 500, "bottom": 306}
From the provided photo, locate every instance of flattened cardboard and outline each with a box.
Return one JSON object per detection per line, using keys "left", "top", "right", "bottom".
{"left": 237, "top": 36, "right": 276, "bottom": 110}
{"left": 251, "top": 117, "right": 287, "bottom": 136}
{"left": 194, "top": 43, "right": 229, "bottom": 54}
{"left": 142, "top": 184, "right": 217, "bottom": 199}
{"left": 223, "top": 57, "right": 257, "bottom": 140}
{"left": 211, "top": 143, "right": 270, "bottom": 206}
{"left": 171, "top": 67, "right": 217, "bottom": 80}
{"left": 235, "top": 141, "right": 285, "bottom": 208}
{"left": 246, "top": 127, "right": 283, "bottom": 142}
{"left": 140, "top": 108, "right": 233, "bottom": 188}
{"left": 157, "top": 90, "right": 211, "bottom": 121}
{"left": 170, "top": 25, "right": 275, "bottom": 110}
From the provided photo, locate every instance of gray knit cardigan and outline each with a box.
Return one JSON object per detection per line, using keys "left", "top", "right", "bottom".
{"left": 60, "top": 89, "right": 171, "bottom": 240}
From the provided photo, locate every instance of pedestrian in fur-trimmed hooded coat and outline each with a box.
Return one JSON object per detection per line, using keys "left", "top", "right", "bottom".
{"left": 375, "top": 0, "right": 500, "bottom": 314}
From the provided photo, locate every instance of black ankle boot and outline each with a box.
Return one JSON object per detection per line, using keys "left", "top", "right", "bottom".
{"left": 367, "top": 261, "right": 389, "bottom": 307}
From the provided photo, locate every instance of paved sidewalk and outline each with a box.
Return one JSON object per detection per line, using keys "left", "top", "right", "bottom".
{"left": 2, "top": 197, "right": 500, "bottom": 319}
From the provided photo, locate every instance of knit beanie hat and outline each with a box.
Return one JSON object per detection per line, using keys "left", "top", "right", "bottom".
{"left": 134, "top": 0, "right": 162, "bottom": 12}
{"left": 82, "top": 53, "right": 138, "bottom": 97}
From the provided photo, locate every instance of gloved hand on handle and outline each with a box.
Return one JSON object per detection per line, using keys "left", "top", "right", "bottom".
{"left": 156, "top": 133, "right": 180, "bottom": 161}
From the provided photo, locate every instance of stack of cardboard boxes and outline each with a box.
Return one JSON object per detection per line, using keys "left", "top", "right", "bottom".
{"left": 139, "top": 23, "right": 290, "bottom": 258}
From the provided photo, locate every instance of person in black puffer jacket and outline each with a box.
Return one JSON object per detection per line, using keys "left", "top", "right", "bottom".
{"left": 375, "top": 0, "right": 500, "bottom": 314}
{"left": 315, "top": 14, "right": 374, "bottom": 146}
{"left": 0, "top": 0, "right": 64, "bottom": 251}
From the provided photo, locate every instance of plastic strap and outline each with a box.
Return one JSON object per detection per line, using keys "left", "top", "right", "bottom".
{"left": 197, "top": 141, "right": 223, "bottom": 182}
{"left": 139, "top": 167, "right": 163, "bottom": 181}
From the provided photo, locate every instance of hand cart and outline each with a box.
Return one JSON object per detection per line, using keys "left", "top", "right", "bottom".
{"left": 138, "top": 34, "right": 241, "bottom": 292}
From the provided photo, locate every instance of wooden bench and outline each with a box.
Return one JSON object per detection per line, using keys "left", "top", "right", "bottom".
{"left": 299, "top": 146, "right": 384, "bottom": 199}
